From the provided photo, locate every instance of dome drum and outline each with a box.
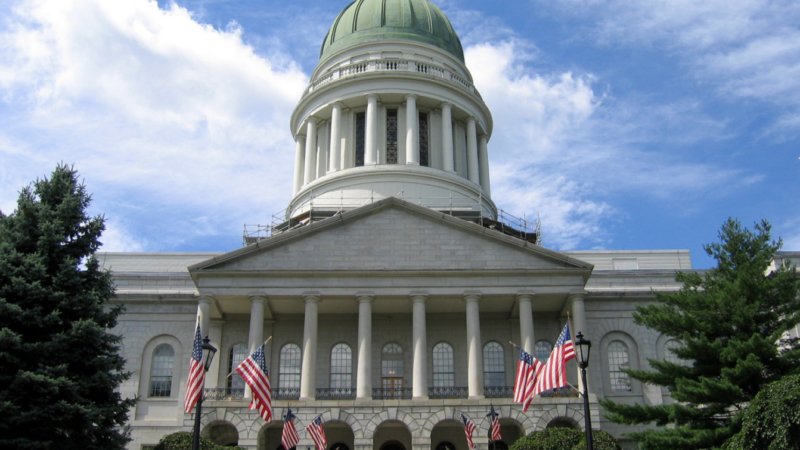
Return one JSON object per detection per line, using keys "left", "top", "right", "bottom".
{"left": 287, "top": 165, "right": 497, "bottom": 221}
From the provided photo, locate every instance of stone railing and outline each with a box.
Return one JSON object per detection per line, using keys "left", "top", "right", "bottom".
{"left": 204, "top": 387, "right": 244, "bottom": 400}
{"left": 316, "top": 387, "right": 356, "bottom": 400}
{"left": 305, "top": 58, "right": 479, "bottom": 98}
{"left": 428, "top": 386, "right": 468, "bottom": 399}
{"left": 372, "top": 387, "right": 413, "bottom": 400}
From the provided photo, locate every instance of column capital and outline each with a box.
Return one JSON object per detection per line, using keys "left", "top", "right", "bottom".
{"left": 463, "top": 291, "right": 482, "bottom": 303}
{"left": 516, "top": 290, "right": 536, "bottom": 300}
{"left": 568, "top": 291, "right": 588, "bottom": 302}
{"left": 306, "top": 116, "right": 318, "bottom": 125}
{"left": 249, "top": 295, "right": 266, "bottom": 304}
{"left": 405, "top": 94, "right": 418, "bottom": 100}
{"left": 410, "top": 291, "right": 428, "bottom": 303}
{"left": 302, "top": 292, "right": 320, "bottom": 303}
{"left": 356, "top": 292, "right": 375, "bottom": 303}
{"left": 197, "top": 295, "right": 213, "bottom": 306}
{"left": 367, "top": 93, "right": 379, "bottom": 101}
{"left": 331, "top": 101, "right": 343, "bottom": 109}
{"left": 440, "top": 101, "right": 452, "bottom": 109}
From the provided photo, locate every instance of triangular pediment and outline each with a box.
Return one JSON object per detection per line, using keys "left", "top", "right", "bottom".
{"left": 190, "top": 198, "right": 592, "bottom": 275}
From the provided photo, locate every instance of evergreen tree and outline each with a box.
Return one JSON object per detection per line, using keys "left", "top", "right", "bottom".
{"left": 601, "top": 218, "right": 800, "bottom": 450}
{"left": 0, "top": 165, "right": 134, "bottom": 449}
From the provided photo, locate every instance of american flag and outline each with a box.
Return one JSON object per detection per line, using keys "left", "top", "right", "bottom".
{"left": 532, "top": 322, "right": 576, "bottom": 397}
{"left": 488, "top": 406, "right": 502, "bottom": 442}
{"left": 512, "top": 349, "right": 542, "bottom": 412}
{"left": 183, "top": 323, "right": 205, "bottom": 413}
{"left": 461, "top": 413, "right": 476, "bottom": 450}
{"left": 281, "top": 409, "right": 300, "bottom": 450}
{"left": 306, "top": 415, "right": 327, "bottom": 450}
{"left": 235, "top": 344, "right": 273, "bottom": 422}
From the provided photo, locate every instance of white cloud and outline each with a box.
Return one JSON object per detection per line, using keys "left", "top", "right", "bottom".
{"left": 541, "top": 0, "right": 800, "bottom": 134}
{"left": 464, "top": 40, "right": 751, "bottom": 248}
{"left": 0, "top": 0, "right": 307, "bottom": 249}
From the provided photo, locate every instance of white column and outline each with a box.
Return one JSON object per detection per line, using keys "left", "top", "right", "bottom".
{"left": 356, "top": 293, "right": 373, "bottom": 399}
{"left": 329, "top": 103, "right": 342, "bottom": 172}
{"left": 197, "top": 296, "right": 212, "bottom": 338}
{"left": 441, "top": 103, "right": 454, "bottom": 172}
{"left": 245, "top": 296, "right": 265, "bottom": 399}
{"left": 300, "top": 293, "right": 319, "bottom": 400}
{"left": 405, "top": 95, "right": 419, "bottom": 165}
{"left": 517, "top": 292, "right": 535, "bottom": 354}
{"left": 478, "top": 134, "right": 491, "bottom": 196}
{"left": 293, "top": 135, "right": 306, "bottom": 194}
{"left": 411, "top": 293, "right": 428, "bottom": 399}
{"left": 464, "top": 292, "right": 484, "bottom": 399}
{"left": 466, "top": 118, "right": 479, "bottom": 184}
{"left": 570, "top": 293, "right": 588, "bottom": 391}
{"left": 365, "top": 95, "right": 378, "bottom": 165}
{"left": 303, "top": 118, "right": 318, "bottom": 185}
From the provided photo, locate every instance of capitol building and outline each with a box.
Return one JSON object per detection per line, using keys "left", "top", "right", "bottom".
{"left": 98, "top": 1, "right": 793, "bottom": 449}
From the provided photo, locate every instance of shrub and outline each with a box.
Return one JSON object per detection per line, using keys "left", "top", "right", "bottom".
{"left": 724, "top": 373, "right": 800, "bottom": 450}
{"left": 154, "top": 431, "right": 246, "bottom": 450}
{"left": 510, "top": 427, "right": 621, "bottom": 450}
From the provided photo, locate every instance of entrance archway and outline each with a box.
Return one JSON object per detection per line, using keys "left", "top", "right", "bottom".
{"left": 431, "top": 419, "right": 467, "bottom": 450}
{"left": 380, "top": 440, "right": 405, "bottom": 450}
{"left": 258, "top": 421, "right": 286, "bottom": 450}
{"left": 546, "top": 417, "right": 579, "bottom": 429}
{"left": 374, "top": 420, "right": 411, "bottom": 450}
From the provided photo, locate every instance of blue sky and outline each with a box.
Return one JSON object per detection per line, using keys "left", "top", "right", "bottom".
{"left": 1, "top": 0, "right": 798, "bottom": 268}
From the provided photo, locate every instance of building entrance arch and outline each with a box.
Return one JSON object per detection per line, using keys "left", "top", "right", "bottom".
{"left": 380, "top": 440, "right": 406, "bottom": 450}
{"left": 373, "top": 420, "right": 411, "bottom": 450}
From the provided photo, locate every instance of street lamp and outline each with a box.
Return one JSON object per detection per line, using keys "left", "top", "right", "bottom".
{"left": 575, "top": 332, "right": 594, "bottom": 450}
{"left": 192, "top": 336, "right": 218, "bottom": 450}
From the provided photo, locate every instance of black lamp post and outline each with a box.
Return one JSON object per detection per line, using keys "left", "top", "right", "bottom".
{"left": 192, "top": 336, "right": 217, "bottom": 450}
{"left": 575, "top": 332, "right": 594, "bottom": 450}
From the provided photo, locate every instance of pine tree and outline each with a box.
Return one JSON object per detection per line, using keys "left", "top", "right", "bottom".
{"left": 601, "top": 218, "right": 800, "bottom": 450}
{"left": 0, "top": 165, "right": 134, "bottom": 449}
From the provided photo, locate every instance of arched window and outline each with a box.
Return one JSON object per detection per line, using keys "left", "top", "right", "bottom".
{"left": 227, "top": 343, "right": 249, "bottom": 392}
{"left": 534, "top": 340, "right": 552, "bottom": 362}
{"left": 149, "top": 344, "right": 174, "bottom": 397}
{"left": 330, "top": 343, "right": 352, "bottom": 389}
{"left": 279, "top": 343, "right": 302, "bottom": 390}
{"left": 608, "top": 340, "right": 632, "bottom": 392}
{"left": 432, "top": 342, "right": 454, "bottom": 387}
{"left": 381, "top": 343, "right": 404, "bottom": 397}
{"left": 483, "top": 341, "right": 505, "bottom": 387}
{"left": 664, "top": 339, "right": 682, "bottom": 365}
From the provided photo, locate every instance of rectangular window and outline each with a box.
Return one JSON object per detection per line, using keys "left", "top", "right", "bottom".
{"left": 386, "top": 109, "right": 398, "bottom": 164}
{"left": 419, "top": 112, "right": 429, "bottom": 167}
{"left": 355, "top": 112, "right": 365, "bottom": 167}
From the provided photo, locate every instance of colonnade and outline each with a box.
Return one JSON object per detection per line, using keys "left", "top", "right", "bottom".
{"left": 292, "top": 96, "right": 491, "bottom": 197}
{"left": 194, "top": 291, "right": 588, "bottom": 400}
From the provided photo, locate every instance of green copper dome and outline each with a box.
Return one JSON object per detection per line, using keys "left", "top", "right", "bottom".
{"left": 320, "top": 0, "right": 465, "bottom": 63}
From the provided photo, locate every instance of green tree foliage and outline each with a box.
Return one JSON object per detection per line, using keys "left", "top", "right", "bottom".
{"left": 154, "top": 432, "right": 246, "bottom": 450}
{"left": 601, "top": 218, "right": 800, "bottom": 450}
{"left": 0, "top": 165, "right": 134, "bottom": 449}
{"left": 723, "top": 373, "right": 800, "bottom": 450}
{"left": 509, "top": 427, "right": 620, "bottom": 450}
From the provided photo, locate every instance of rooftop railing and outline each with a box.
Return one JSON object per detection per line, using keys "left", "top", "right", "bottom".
{"left": 244, "top": 194, "right": 539, "bottom": 246}
{"left": 305, "top": 57, "right": 480, "bottom": 99}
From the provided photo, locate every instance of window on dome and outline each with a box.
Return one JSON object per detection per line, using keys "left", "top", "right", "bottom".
{"left": 355, "top": 112, "right": 365, "bottom": 167}
{"left": 386, "top": 109, "right": 398, "bottom": 164}
{"left": 419, "top": 112, "right": 429, "bottom": 166}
